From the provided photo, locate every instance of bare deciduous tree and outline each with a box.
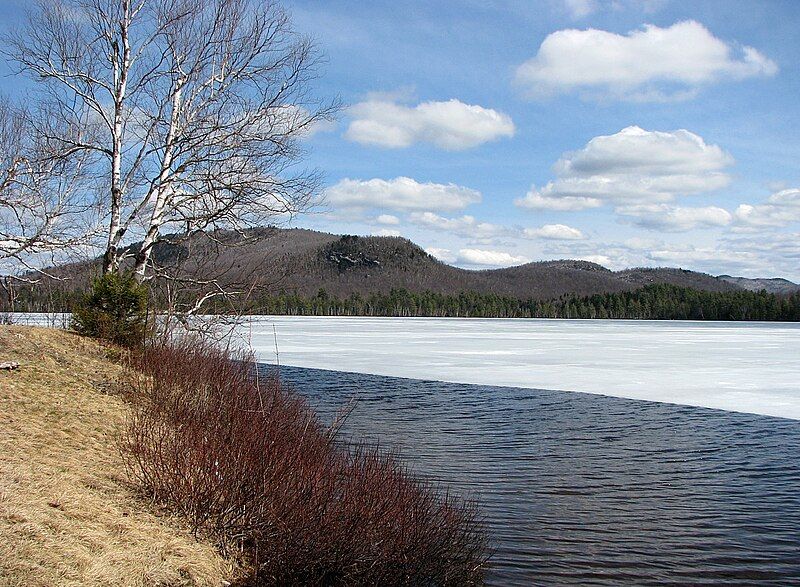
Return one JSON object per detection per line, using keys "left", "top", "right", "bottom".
{"left": 5, "top": 0, "right": 336, "bottom": 296}
{"left": 0, "top": 95, "right": 96, "bottom": 312}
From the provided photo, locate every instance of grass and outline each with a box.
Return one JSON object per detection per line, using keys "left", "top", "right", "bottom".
{"left": 0, "top": 325, "right": 487, "bottom": 585}
{"left": 0, "top": 326, "right": 235, "bottom": 587}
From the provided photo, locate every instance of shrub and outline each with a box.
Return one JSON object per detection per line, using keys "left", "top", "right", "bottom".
{"left": 72, "top": 272, "right": 149, "bottom": 347}
{"left": 120, "top": 338, "right": 487, "bottom": 585}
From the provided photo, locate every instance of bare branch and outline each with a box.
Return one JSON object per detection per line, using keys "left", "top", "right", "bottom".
{"left": 4, "top": 0, "right": 338, "bottom": 322}
{"left": 0, "top": 95, "right": 100, "bottom": 285}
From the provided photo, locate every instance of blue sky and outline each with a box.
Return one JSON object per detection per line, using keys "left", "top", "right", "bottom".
{"left": 2, "top": 0, "right": 799, "bottom": 279}
{"left": 290, "top": 0, "right": 800, "bottom": 279}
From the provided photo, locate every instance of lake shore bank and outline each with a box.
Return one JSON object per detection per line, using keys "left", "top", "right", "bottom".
{"left": 1, "top": 325, "right": 488, "bottom": 585}
{"left": 0, "top": 326, "right": 235, "bottom": 586}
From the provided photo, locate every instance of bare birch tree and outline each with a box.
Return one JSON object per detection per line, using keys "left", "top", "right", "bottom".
{"left": 0, "top": 95, "right": 96, "bottom": 312}
{"left": 5, "top": 0, "right": 335, "bottom": 300}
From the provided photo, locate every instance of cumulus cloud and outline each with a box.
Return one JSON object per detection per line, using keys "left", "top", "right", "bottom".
{"left": 554, "top": 126, "right": 732, "bottom": 178}
{"left": 373, "top": 228, "right": 401, "bottom": 237}
{"left": 409, "top": 212, "right": 512, "bottom": 240}
{"left": 426, "top": 245, "right": 530, "bottom": 269}
{"left": 646, "top": 245, "right": 762, "bottom": 272}
{"left": 326, "top": 177, "right": 481, "bottom": 212}
{"left": 523, "top": 224, "right": 586, "bottom": 240}
{"left": 543, "top": 238, "right": 761, "bottom": 276}
{"left": 376, "top": 214, "right": 400, "bottom": 225}
{"left": 541, "top": 229, "right": 800, "bottom": 280}
{"left": 515, "top": 21, "right": 777, "bottom": 101}
{"left": 577, "top": 254, "right": 613, "bottom": 267}
{"left": 516, "top": 191, "right": 602, "bottom": 211}
{"left": 409, "top": 212, "right": 585, "bottom": 243}
{"left": 721, "top": 233, "right": 800, "bottom": 278}
{"left": 425, "top": 247, "right": 457, "bottom": 263}
{"left": 734, "top": 188, "right": 800, "bottom": 228}
{"left": 457, "top": 248, "right": 530, "bottom": 268}
{"left": 617, "top": 204, "right": 733, "bottom": 231}
{"left": 269, "top": 104, "right": 336, "bottom": 138}
{"left": 345, "top": 98, "right": 515, "bottom": 150}
{"left": 515, "top": 126, "right": 733, "bottom": 211}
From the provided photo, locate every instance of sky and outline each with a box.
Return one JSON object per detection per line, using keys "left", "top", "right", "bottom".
{"left": 1, "top": 0, "right": 799, "bottom": 279}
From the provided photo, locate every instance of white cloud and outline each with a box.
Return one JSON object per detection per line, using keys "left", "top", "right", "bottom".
{"left": 457, "top": 248, "right": 530, "bottom": 267}
{"left": 720, "top": 233, "right": 800, "bottom": 279}
{"left": 515, "top": 191, "right": 602, "bottom": 211}
{"left": 376, "top": 214, "right": 400, "bottom": 225}
{"left": 563, "top": 0, "right": 598, "bottom": 19}
{"left": 326, "top": 177, "right": 481, "bottom": 212}
{"left": 425, "top": 247, "right": 456, "bottom": 263}
{"left": 345, "top": 98, "right": 515, "bottom": 150}
{"left": 617, "top": 204, "right": 733, "bottom": 231}
{"left": 577, "top": 254, "right": 613, "bottom": 267}
{"left": 540, "top": 231, "right": 800, "bottom": 280}
{"left": 523, "top": 224, "right": 586, "bottom": 240}
{"left": 269, "top": 104, "right": 336, "bottom": 138}
{"left": 515, "top": 21, "right": 777, "bottom": 101}
{"left": 515, "top": 126, "right": 733, "bottom": 212}
{"left": 555, "top": 126, "right": 732, "bottom": 178}
{"left": 409, "top": 213, "right": 585, "bottom": 243}
{"left": 646, "top": 245, "right": 762, "bottom": 272}
{"left": 409, "top": 212, "right": 511, "bottom": 240}
{"left": 373, "top": 228, "right": 401, "bottom": 237}
{"left": 734, "top": 188, "right": 800, "bottom": 228}
{"left": 565, "top": 0, "right": 667, "bottom": 19}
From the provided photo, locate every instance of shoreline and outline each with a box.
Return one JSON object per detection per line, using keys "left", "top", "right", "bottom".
{"left": 0, "top": 326, "right": 235, "bottom": 586}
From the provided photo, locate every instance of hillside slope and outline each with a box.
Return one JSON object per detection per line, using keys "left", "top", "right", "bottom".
{"left": 228, "top": 229, "right": 741, "bottom": 298}
{"left": 718, "top": 275, "right": 800, "bottom": 295}
{"left": 143, "top": 228, "right": 740, "bottom": 300}
{"left": 16, "top": 227, "right": 744, "bottom": 310}
{"left": 0, "top": 327, "right": 235, "bottom": 586}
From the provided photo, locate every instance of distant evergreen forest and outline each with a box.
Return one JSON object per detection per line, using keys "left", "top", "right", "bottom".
{"left": 9, "top": 282, "right": 799, "bottom": 321}
{"left": 251, "top": 284, "right": 800, "bottom": 321}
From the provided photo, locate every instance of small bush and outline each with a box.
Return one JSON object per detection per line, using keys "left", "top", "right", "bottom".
{"left": 121, "top": 339, "right": 487, "bottom": 585}
{"left": 72, "top": 272, "right": 149, "bottom": 347}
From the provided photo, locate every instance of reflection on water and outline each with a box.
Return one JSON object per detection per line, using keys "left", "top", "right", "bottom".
{"left": 265, "top": 365, "right": 800, "bottom": 586}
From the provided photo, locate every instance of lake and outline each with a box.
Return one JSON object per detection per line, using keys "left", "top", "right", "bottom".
{"left": 12, "top": 314, "right": 800, "bottom": 582}
{"left": 268, "top": 366, "right": 800, "bottom": 585}
{"left": 247, "top": 316, "right": 800, "bottom": 419}
{"left": 247, "top": 317, "right": 800, "bottom": 584}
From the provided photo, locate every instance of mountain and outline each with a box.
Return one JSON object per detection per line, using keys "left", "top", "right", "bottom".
{"left": 136, "top": 227, "right": 740, "bottom": 300}
{"left": 19, "top": 227, "right": 752, "bottom": 309}
{"left": 717, "top": 275, "right": 800, "bottom": 295}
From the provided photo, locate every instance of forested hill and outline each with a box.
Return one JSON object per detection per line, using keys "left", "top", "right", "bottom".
{"left": 12, "top": 227, "right": 799, "bottom": 317}
{"left": 123, "top": 227, "right": 740, "bottom": 299}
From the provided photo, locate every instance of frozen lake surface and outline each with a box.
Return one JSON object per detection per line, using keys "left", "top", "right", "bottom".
{"left": 244, "top": 317, "right": 800, "bottom": 420}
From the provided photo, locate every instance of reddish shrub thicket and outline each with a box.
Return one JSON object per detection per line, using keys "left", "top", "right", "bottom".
{"left": 120, "top": 338, "right": 487, "bottom": 585}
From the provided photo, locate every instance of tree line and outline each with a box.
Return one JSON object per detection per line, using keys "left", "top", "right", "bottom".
{"left": 249, "top": 284, "right": 800, "bottom": 321}
{"left": 9, "top": 281, "right": 800, "bottom": 321}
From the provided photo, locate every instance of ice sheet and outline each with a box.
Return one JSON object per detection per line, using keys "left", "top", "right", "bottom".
{"left": 10, "top": 314, "right": 798, "bottom": 419}
{"left": 243, "top": 317, "right": 800, "bottom": 420}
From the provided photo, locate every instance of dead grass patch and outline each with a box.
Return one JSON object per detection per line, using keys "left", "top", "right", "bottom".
{"left": 0, "top": 326, "right": 235, "bottom": 587}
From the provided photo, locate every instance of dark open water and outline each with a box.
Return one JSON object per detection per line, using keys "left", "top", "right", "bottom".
{"left": 266, "top": 365, "right": 800, "bottom": 586}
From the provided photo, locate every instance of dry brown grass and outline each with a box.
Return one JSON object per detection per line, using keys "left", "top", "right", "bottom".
{"left": 0, "top": 326, "right": 235, "bottom": 587}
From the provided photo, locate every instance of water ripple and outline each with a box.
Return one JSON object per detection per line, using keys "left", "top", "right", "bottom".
{"left": 265, "top": 365, "right": 800, "bottom": 586}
